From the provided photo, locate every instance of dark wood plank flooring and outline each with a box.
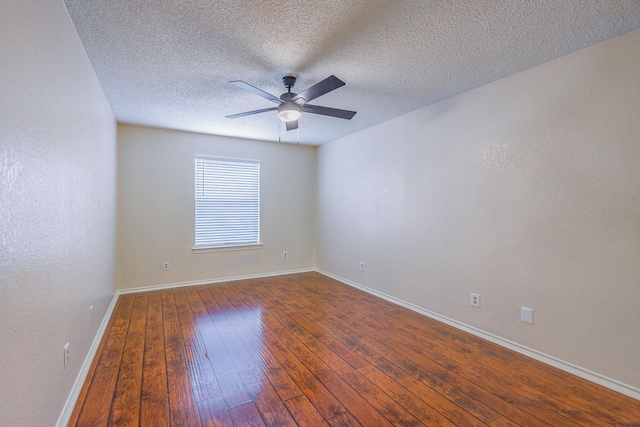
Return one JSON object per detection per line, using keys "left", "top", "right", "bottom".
{"left": 70, "top": 272, "right": 640, "bottom": 426}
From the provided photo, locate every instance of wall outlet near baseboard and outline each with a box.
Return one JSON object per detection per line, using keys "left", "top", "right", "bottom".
{"left": 162, "top": 261, "right": 170, "bottom": 271}
{"left": 359, "top": 262, "right": 365, "bottom": 271}
{"left": 470, "top": 293, "right": 480, "bottom": 308}
{"left": 283, "top": 251, "right": 287, "bottom": 259}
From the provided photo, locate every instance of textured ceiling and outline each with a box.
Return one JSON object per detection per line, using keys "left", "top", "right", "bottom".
{"left": 63, "top": 0, "right": 640, "bottom": 145}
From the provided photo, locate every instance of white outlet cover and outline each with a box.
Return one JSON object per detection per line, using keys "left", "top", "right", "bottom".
{"left": 470, "top": 293, "right": 480, "bottom": 308}
{"left": 360, "top": 262, "right": 365, "bottom": 271}
{"left": 521, "top": 307, "right": 533, "bottom": 324}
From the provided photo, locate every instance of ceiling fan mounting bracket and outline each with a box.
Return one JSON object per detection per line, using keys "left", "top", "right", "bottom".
{"left": 282, "top": 75, "right": 297, "bottom": 92}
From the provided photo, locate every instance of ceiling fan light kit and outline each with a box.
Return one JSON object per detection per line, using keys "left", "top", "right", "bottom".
{"left": 277, "top": 101, "right": 301, "bottom": 123}
{"left": 227, "top": 75, "right": 356, "bottom": 132}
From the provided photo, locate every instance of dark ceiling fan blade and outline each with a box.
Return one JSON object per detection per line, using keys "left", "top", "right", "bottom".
{"left": 302, "top": 104, "right": 356, "bottom": 120}
{"left": 286, "top": 120, "right": 298, "bottom": 131}
{"left": 229, "top": 80, "right": 283, "bottom": 104}
{"left": 292, "top": 75, "right": 345, "bottom": 104}
{"left": 225, "top": 107, "right": 278, "bottom": 119}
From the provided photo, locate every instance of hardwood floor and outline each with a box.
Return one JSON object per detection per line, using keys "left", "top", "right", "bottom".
{"left": 69, "top": 272, "right": 640, "bottom": 426}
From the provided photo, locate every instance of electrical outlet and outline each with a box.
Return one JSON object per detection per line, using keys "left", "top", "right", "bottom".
{"left": 521, "top": 307, "right": 533, "bottom": 324}
{"left": 470, "top": 293, "right": 480, "bottom": 308}
{"left": 163, "top": 261, "right": 170, "bottom": 271}
{"left": 360, "top": 262, "right": 365, "bottom": 271}
{"left": 283, "top": 251, "right": 287, "bottom": 259}
{"left": 89, "top": 305, "right": 94, "bottom": 323}
{"left": 63, "top": 343, "right": 70, "bottom": 370}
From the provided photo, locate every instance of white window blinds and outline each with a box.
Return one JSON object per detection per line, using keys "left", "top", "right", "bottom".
{"left": 195, "top": 157, "right": 260, "bottom": 248}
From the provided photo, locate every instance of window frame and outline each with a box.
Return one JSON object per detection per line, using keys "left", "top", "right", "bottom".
{"left": 192, "top": 156, "right": 262, "bottom": 253}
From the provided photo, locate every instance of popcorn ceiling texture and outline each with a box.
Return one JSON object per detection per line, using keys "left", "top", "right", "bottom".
{"left": 63, "top": 0, "right": 640, "bottom": 145}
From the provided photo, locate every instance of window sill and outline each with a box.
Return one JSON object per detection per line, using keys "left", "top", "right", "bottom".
{"left": 192, "top": 243, "right": 263, "bottom": 254}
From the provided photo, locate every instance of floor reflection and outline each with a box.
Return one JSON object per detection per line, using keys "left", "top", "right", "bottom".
{"left": 194, "top": 304, "right": 266, "bottom": 408}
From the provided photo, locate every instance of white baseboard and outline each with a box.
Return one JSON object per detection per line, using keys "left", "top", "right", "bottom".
{"left": 55, "top": 292, "right": 119, "bottom": 427}
{"left": 316, "top": 269, "right": 640, "bottom": 401}
{"left": 117, "top": 267, "right": 315, "bottom": 295}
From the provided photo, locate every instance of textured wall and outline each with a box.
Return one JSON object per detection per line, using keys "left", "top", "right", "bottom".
{"left": 117, "top": 125, "right": 316, "bottom": 289}
{"left": 317, "top": 29, "right": 640, "bottom": 390}
{"left": 0, "top": 1, "right": 117, "bottom": 426}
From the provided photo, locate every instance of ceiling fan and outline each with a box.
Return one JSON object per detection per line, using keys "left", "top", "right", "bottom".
{"left": 226, "top": 75, "right": 356, "bottom": 131}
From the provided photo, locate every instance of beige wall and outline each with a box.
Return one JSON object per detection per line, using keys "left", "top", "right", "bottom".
{"left": 317, "top": 29, "right": 640, "bottom": 390}
{"left": 117, "top": 125, "right": 316, "bottom": 289}
{"left": 0, "top": 1, "right": 117, "bottom": 426}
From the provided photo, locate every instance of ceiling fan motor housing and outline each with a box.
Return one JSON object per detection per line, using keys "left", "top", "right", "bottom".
{"left": 280, "top": 92, "right": 296, "bottom": 102}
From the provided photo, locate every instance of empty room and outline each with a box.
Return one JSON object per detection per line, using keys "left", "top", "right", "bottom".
{"left": 2, "top": 0, "right": 639, "bottom": 426}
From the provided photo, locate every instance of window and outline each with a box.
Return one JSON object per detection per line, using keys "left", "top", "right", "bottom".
{"left": 195, "top": 157, "right": 260, "bottom": 249}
